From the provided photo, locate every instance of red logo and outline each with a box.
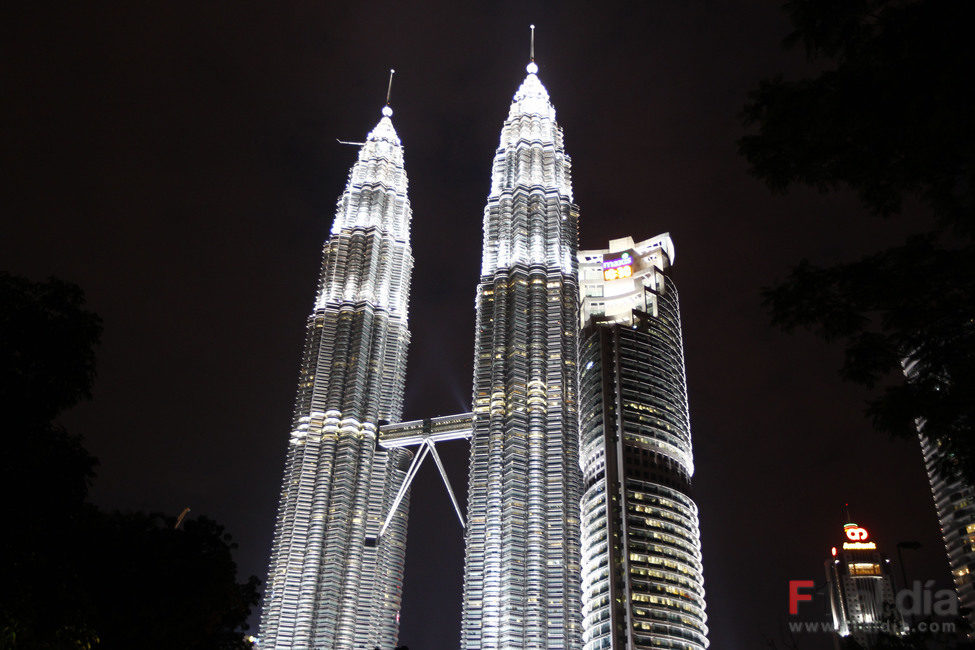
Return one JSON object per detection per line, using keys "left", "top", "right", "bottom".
{"left": 844, "top": 525, "right": 869, "bottom": 542}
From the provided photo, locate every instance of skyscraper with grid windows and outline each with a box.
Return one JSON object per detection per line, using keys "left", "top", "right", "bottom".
{"left": 258, "top": 103, "right": 414, "bottom": 650}
{"left": 907, "top": 357, "right": 975, "bottom": 632}
{"left": 459, "top": 55, "right": 585, "bottom": 649}
{"left": 577, "top": 234, "right": 709, "bottom": 650}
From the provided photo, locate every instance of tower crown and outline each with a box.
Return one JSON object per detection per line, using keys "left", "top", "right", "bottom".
{"left": 509, "top": 68, "right": 553, "bottom": 121}
{"left": 332, "top": 108, "right": 409, "bottom": 239}
{"left": 366, "top": 111, "right": 400, "bottom": 146}
{"left": 482, "top": 51, "right": 575, "bottom": 276}
{"left": 319, "top": 99, "right": 412, "bottom": 314}
{"left": 508, "top": 24, "right": 555, "bottom": 122}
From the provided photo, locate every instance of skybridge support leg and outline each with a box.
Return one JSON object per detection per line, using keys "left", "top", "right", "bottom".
{"left": 378, "top": 443, "right": 429, "bottom": 539}
{"left": 426, "top": 440, "right": 465, "bottom": 529}
{"left": 371, "top": 413, "right": 474, "bottom": 542}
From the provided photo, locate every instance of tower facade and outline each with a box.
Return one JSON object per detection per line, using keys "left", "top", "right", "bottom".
{"left": 826, "top": 522, "right": 905, "bottom": 644}
{"left": 460, "top": 60, "right": 584, "bottom": 649}
{"left": 908, "top": 354, "right": 975, "bottom": 631}
{"left": 259, "top": 106, "right": 414, "bottom": 649}
{"left": 577, "top": 235, "right": 709, "bottom": 650}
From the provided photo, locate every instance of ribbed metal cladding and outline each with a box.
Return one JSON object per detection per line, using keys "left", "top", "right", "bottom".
{"left": 579, "top": 269, "right": 708, "bottom": 650}
{"left": 461, "top": 65, "right": 584, "bottom": 649}
{"left": 259, "top": 110, "right": 414, "bottom": 650}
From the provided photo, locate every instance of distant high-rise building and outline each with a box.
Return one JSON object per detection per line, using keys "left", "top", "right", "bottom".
{"left": 460, "top": 56, "right": 584, "bottom": 649}
{"left": 825, "top": 521, "right": 905, "bottom": 645}
{"left": 907, "top": 359, "right": 975, "bottom": 631}
{"left": 259, "top": 103, "right": 414, "bottom": 649}
{"left": 577, "top": 234, "right": 709, "bottom": 650}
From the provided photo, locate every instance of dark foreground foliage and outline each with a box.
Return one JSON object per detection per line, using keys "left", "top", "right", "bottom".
{"left": 0, "top": 273, "right": 259, "bottom": 650}
{"left": 740, "top": 0, "right": 975, "bottom": 480}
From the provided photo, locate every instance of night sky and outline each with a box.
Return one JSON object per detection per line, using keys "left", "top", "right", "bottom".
{"left": 2, "top": 2, "right": 949, "bottom": 648}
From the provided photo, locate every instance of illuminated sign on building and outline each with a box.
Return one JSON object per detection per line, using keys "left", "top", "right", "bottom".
{"left": 844, "top": 524, "right": 869, "bottom": 542}
{"left": 841, "top": 523, "right": 877, "bottom": 550}
{"left": 603, "top": 265, "right": 632, "bottom": 281}
{"left": 602, "top": 251, "right": 634, "bottom": 282}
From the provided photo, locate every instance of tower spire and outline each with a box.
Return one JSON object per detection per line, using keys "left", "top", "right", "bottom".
{"left": 527, "top": 25, "right": 538, "bottom": 74}
{"left": 382, "top": 69, "right": 395, "bottom": 117}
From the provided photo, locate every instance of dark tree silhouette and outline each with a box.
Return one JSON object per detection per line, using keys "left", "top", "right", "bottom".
{"left": 0, "top": 273, "right": 102, "bottom": 427}
{"left": 0, "top": 273, "right": 258, "bottom": 649}
{"left": 740, "top": 0, "right": 974, "bottom": 234}
{"left": 77, "top": 512, "right": 259, "bottom": 650}
{"left": 1, "top": 274, "right": 103, "bottom": 648}
{"left": 0, "top": 273, "right": 102, "bottom": 510}
{"left": 739, "top": 0, "right": 975, "bottom": 480}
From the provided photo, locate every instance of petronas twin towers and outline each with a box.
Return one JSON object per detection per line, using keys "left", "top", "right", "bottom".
{"left": 260, "top": 44, "right": 705, "bottom": 650}
{"left": 462, "top": 61, "right": 583, "bottom": 649}
{"left": 260, "top": 106, "right": 413, "bottom": 649}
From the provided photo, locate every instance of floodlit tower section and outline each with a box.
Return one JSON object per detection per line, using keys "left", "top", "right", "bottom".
{"left": 578, "top": 235, "right": 709, "bottom": 650}
{"left": 461, "top": 58, "right": 584, "bottom": 649}
{"left": 259, "top": 104, "right": 414, "bottom": 649}
{"left": 826, "top": 522, "right": 905, "bottom": 644}
{"left": 907, "top": 358, "right": 975, "bottom": 631}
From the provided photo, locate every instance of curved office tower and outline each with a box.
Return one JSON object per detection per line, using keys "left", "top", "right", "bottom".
{"left": 906, "top": 360, "right": 975, "bottom": 631}
{"left": 460, "top": 59, "right": 584, "bottom": 649}
{"left": 917, "top": 433, "right": 975, "bottom": 629}
{"left": 259, "top": 105, "right": 414, "bottom": 649}
{"left": 578, "top": 235, "right": 708, "bottom": 650}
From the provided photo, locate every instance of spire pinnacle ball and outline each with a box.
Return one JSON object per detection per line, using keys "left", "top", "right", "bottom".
{"left": 382, "top": 106, "right": 393, "bottom": 117}
{"left": 526, "top": 62, "right": 538, "bottom": 74}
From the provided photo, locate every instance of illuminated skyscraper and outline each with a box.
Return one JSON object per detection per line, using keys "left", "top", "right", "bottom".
{"left": 460, "top": 53, "right": 584, "bottom": 648}
{"left": 826, "top": 521, "right": 905, "bottom": 644}
{"left": 259, "top": 101, "right": 414, "bottom": 649}
{"left": 577, "top": 235, "right": 709, "bottom": 650}
{"left": 907, "top": 358, "right": 975, "bottom": 632}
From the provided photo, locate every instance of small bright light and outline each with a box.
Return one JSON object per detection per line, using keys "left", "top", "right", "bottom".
{"left": 382, "top": 106, "right": 393, "bottom": 117}
{"left": 526, "top": 62, "right": 539, "bottom": 74}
